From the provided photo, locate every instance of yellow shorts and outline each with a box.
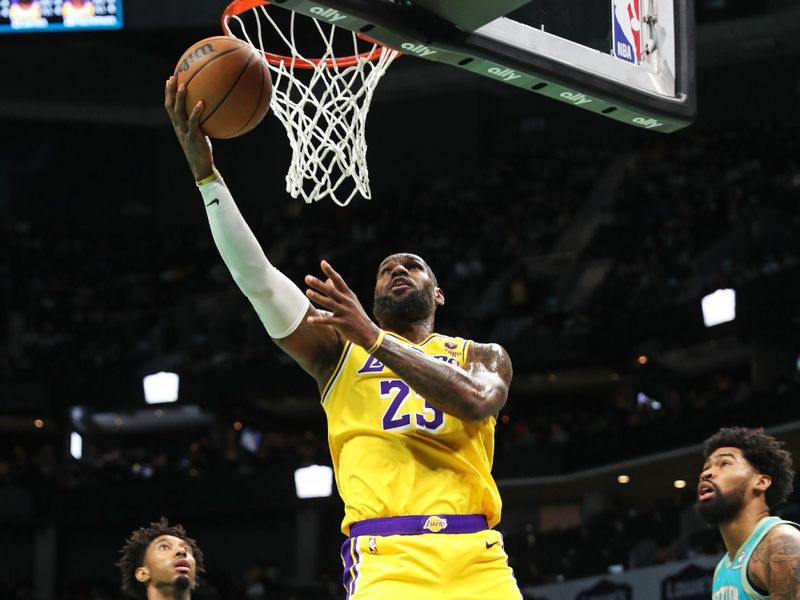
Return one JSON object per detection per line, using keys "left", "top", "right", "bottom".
{"left": 340, "top": 515, "right": 521, "bottom": 600}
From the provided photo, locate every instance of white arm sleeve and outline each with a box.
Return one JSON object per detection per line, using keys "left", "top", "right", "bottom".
{"left": 197, "top": 175, "right": 310, "bottom": 339}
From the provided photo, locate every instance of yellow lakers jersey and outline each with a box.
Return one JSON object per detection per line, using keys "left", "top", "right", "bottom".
{"left": 321, "top": 332, "right": 503, "bottom": 535}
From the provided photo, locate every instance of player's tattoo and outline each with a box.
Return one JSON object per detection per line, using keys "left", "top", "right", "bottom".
{"left": 371, "top": 338, "right": 511, "bottom": 422}
{"left": 752, "top": 528, "right": 800, "bottom": 600}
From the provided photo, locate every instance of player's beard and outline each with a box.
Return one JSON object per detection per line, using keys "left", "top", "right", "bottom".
{"left": 373, "top": 288, "right": 435, "bottom": 328}
{"left": 696, "top": 482, "right": 747, "bottom": 525}
{"left": 156, "top": 575, "right": 192, "bottom": 595}
{"left": 173, "top": 575, "right": 192, "bottom": 592}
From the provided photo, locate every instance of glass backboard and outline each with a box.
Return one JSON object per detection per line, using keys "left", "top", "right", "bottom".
{"left": 233, "top": 0, "right": 695, "bottom": 131}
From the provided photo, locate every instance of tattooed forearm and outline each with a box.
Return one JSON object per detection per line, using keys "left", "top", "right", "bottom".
{"left": 372, "top": 338, "right": 511, "bottom": 421}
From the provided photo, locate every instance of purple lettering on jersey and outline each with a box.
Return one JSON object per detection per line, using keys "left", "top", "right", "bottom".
{"left": 416, "top": 400, "right": 444, "bottom": 431}
{"left": 380, "top": 379, "right": 412, "bottom": 431}
{"left": 379, "top": 379, "right": 446, "bottom": 434}
{"left": 358, "top": 355, "right": 385, "bottom": 374}
{"left": 434, "top": 355, "right": 460, "bottom": 366}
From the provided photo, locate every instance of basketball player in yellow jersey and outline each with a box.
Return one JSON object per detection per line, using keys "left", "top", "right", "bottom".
{"left": 165, "top": 76, "right": 522, "bottom": 600}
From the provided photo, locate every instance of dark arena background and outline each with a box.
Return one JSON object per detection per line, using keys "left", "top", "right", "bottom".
{"left": 2, "top": 1, "right": 800, "bottom": 599}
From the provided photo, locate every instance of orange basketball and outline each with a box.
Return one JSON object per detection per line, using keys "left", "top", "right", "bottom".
{"left": 174, "top": 36, "right": 272, "bottom": 139}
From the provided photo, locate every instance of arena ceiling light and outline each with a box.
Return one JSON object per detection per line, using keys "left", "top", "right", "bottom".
{"left": 70, "top": 432, "right": 83, "bottom": 460}
{"left": 701, "top": 288, "right": 736, "bottom": 327}
{"left": 294, "top": 464, "right": 334, "bottom": 499}
{"left": 143, "top": 371, "right": 180, "bottom": 404}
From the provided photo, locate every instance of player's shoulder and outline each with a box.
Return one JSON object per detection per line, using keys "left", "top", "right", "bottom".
{"left": 753, "top": 521, "right": 800, "bottom": 563}
{"left": 749, "top": 520, "right": 800, "bottom": 591}
{"left": 468, "top": 341, "right": 509, "bottom": 357}
{"left": 466, "top": 341, "right": 512, "bottom": 370}
{"left": 765, "top": 521, "right": 800, "bottom": 543}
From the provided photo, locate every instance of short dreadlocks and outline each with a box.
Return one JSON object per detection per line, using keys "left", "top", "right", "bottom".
{"left": 703, "top": 427, "right": 795, "bottom": 510}
{"left": 117, "top": 517, "right": 205, "bottom": 599}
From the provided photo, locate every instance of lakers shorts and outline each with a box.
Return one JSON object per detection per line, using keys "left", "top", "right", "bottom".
{"left": 340, "top": 515, "right": 522, "bottom": 600}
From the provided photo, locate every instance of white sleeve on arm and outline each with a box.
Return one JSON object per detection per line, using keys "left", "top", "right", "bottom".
{"left": 197, "top": 174, "right": 310, "bottom": 339}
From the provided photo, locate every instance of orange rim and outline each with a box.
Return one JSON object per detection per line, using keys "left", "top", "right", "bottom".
{"left": 222, "top": 0, "right": 402, "bottom": 69}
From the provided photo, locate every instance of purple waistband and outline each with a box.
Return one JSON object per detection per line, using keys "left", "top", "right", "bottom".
{"left": 348, "top": 514, "right": 488, "bottom": 537}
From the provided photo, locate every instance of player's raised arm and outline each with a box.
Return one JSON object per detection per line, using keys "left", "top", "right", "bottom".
{"left": 164, "top": 76, "right": 343, "bottom": 387}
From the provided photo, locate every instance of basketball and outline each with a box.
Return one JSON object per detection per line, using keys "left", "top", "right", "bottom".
{"left": 174, "top": 36, "right": 272, "bottom": 139}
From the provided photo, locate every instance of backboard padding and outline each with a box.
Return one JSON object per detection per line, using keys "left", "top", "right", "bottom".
{"left": 410, "top": 0, "right": 532, "bottom": 32}
{"left": 246, "top": 0, "right": 695, "bottom": 132}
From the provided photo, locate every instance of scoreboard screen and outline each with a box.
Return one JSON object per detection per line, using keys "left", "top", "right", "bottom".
{"left": 0, "top": 0, "right": 122, "bottom": 33}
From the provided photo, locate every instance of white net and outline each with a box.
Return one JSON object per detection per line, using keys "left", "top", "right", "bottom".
{"left": 225, "top": 4, "right": 400, "bottom": 206}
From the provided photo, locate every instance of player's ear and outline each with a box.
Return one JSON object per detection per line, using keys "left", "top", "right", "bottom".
{"left": 753, "top": 473, "right": 772, "bottom": 495}
{"left": 435, "top": 287, "right": 444, "bottom": 307}
{"left": 135, "top": 566, "right": 151, "bottom": 584}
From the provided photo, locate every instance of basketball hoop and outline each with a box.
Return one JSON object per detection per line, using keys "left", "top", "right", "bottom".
{"left": 222, "top": 0, "right": 401, "bottom": 206}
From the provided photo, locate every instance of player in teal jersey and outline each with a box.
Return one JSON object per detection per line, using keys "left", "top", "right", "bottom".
{"left": 697, "top": 427, "right": 799, "bottom": 600}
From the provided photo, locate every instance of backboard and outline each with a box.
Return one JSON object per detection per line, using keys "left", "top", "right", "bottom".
{"left": 260, "top": 0, "right": 696, "bottom": 132}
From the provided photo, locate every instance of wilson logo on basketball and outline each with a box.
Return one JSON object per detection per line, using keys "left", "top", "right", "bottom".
{"left": 177, "top": 43, "right": 216, "bottom": 73}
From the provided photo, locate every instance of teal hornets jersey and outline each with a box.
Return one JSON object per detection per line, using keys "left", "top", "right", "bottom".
{"left": 712, "top": 516, "right": 800, "bottom": 600}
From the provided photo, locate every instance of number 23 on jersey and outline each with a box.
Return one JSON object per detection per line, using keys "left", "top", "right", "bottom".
{"left": 380, "top": 379, "right": 445, "bottom": 433}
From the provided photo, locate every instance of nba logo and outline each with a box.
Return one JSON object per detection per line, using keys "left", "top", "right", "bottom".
{"left": 612, "top": 0, "right": 642, "bottom": 64}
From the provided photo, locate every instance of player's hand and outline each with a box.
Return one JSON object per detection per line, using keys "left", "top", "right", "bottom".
{"left": 164, "top": 75, "right": 215, "bottom": 182}
{"left": 305, "top": 260, "right": 381, "bottom": 350}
